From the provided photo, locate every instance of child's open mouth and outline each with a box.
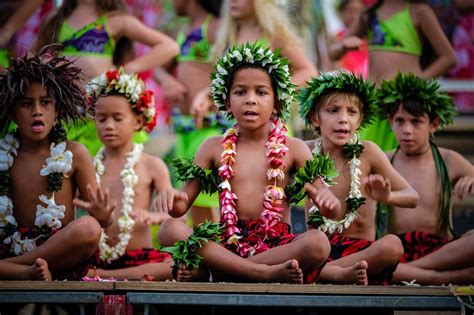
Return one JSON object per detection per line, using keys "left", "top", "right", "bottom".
{"left": 334, "top": 129, "right": 350, "bottom": 137}
{"left": 31, "top": 121, "right": 45, "bottom": 133}
{"left": 243, "top": 111, "right": 258, "bottom": 118}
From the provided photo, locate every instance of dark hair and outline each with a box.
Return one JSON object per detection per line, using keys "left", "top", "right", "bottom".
{"left": 197, "top": 0, "right": 223, "bottom": 17}
{"left": 226, "top": 64, "right": 281, "bottom": 113}
{"left": 34, "top": 0, "right": 132, "bottom": 68}
{"left": 0, "top": 53, "right": 86, "bottom": 135}
{"left": 387, "top": 99, "right": 437, "bottom": 122}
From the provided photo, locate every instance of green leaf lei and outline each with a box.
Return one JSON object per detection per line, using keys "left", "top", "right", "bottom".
{"left": 161, "top": 221, "right": 223, "bottom": 269}
{"left": 286, "top": 154, "right": 339, "bottom": 204}
{"left": 171, "top": 158, "right": 220, "bottom": 195}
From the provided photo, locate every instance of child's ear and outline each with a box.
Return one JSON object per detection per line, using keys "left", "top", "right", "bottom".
{"left": 310, "top": 112, "right": 320, "bottom": 128}
{"left": 135, "top": 115, "right": 144, "bottom": 131}
{"left": 430, "top": 117, "right": 441, "bottom": 133}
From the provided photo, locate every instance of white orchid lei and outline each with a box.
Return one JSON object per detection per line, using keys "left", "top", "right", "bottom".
{"left": 86, "top": 68, "right": 157, "bottom": 132}
{"left": 211, "top": 43, "right": 296, "bottom": 122}
{"left": 94, "top": 143, "right": 143, "bottom": 263}
{"left": 0, "top": 134, "right": 72, "bottom": 255}
{"left": 219, "top": 116, "right": 288, "bottom": 258}
{"left": 308, "top": 133, "right": 366, "bottom": 234}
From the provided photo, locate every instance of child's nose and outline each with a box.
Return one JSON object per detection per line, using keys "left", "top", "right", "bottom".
{"left": 245, "top": 98, "right": 256, "bottom": 105}
{"left": 32, "top": 103, "right": 43, "bottom": 115}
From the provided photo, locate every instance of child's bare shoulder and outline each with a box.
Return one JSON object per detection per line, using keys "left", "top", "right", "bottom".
{"left": 361, "top": 140, "right": 383, "bottom": 154}
{"left": 198, "top": 136, "right": 224, "bottom": 154}
{"left": 361, "top": 141, "right": 387, "bottom": 163}
{"left": 140, "top": 152, "right": 168, "bottom": 172}
{"left": 439, "top": 147, "right": 472, "bottom": 168}
{"left": 67, "top": 141, "right": 90, "bottom": 159}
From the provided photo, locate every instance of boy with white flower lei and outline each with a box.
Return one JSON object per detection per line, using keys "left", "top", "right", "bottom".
{"left": 379, "top": 73, "right": 474, "bottom": 285}
{"left": 0, "top": 53, "right": 115, "bottom": 280}
{"left": 85, "top": 68, "right": 176, "bottom": 280}
{"left": 155, "top": 43, "right": 340, "bottom": 284}
{"left": 298, "top": 71, "right": 419, "bottom": 285}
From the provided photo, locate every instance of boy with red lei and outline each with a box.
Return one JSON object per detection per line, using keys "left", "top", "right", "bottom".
{"left": 379, "top": 73, "right": 474, "bottom": 285}
{"left": 155, "top": 43, "right": 341, "bottom": 283}
{"left": 298, "top": 71, "right": 419, "bottom": 285}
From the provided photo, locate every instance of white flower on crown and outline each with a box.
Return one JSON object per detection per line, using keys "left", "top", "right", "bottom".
{"left": 217, "top": 65, "right": 228, "bottom": 76}
{"left": 40, "top": 142, "right": 73, "bottom": 176}
{"left": 243, "top": 48, "right": 254, "bottom": 63}
{"left": 231, "top": 50, "right": 243, "bottom": 61}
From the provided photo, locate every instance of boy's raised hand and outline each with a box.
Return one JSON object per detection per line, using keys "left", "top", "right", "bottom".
{"left": 73, "top": 184, "right": 116, "bottom": 227}
{"left": 304, "top": 178, "right": 341, "bottom": 218}
{"left": 153, "top": 188, "right": 188, "bottom": 216}
{"left": 362, "top": 174, "right": 391, "bottom": 204}
{"left": 452, "top": 176, "right": 474, "bottom": 200}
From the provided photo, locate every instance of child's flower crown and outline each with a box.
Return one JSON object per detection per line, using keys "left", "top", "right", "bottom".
{"left": 377, "top": 72, "right": 457, "bottom": 128}
{"left": 86, "top": 68, "right": 157, "bottom": 132}
{"left": 297, "top": 71, "right": 377, "bottom": 129}
{"left": 211, "top": 43, "right": 296, "bottom": 122}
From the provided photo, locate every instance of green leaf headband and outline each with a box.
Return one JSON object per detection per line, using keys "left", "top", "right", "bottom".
{"left": 211, "top": 43, "right": 296, "bottom": 122}
{"left": 377, "top": 72, "right": 457, "bottom": 128}
{"left": 297, "top": 71, "right": 377, "bottom": 129}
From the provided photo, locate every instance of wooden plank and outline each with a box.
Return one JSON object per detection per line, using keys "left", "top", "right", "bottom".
{"left": 114, "top": 282, "right": 455, "bottom": 296}
{"left": 0, "top": 281, "right": 114, "bottom": 291}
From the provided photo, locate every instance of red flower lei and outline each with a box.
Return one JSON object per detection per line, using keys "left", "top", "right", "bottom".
{"left": 218, "top": 116, "right": 289, "bottom": 257}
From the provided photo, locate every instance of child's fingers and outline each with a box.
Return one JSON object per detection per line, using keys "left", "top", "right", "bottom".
{"left": 86, "top": 184, "right": 95, "bottom": 202}
{"left": 167, "top": 192, "right": 175, "bottom": 212}
{"left": 73, "top": 198, "right": 89, "bottom": 210}
{"left": 304, "top": 183, "right": 318, "bottom": 200}
{"left": 96, "top": 186, "right": 105, "bottom": 205}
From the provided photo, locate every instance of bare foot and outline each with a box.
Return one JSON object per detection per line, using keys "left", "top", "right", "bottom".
{"left": 177, "top": 264, "right": 210, "bottom": 282}
{"left": 341, "top": 260, "right": 368, "bottom": 285}
{"left": 320, "top": 260, "right": 368, "bottom": 285}
{"left": 33, "top": 258, "right": 52, "bottom": 281}
{"left": 266, "top": 259, "right": 303, "bottom": 284}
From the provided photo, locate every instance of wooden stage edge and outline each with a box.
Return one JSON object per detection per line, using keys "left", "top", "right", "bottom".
{"left": 0, "top": 281, "right": 469, "bottom": 296}
{"left": 0, "top": 282, "right": 472, "bottom": 314}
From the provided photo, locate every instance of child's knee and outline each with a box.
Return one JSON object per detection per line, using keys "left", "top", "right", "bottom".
{"left": 377, "top": 234, "right": 403, "bottom": 265}
{"left": 157, "top": 218, "right": 190, "bottom": 246}
{"left": 303, "top": 229, "right": 331, "bottom": 262}
{"left": 71, "top": 216, "right": 102, "bottom": 246}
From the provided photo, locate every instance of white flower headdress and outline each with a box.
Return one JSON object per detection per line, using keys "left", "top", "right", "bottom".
{"left": 211, "top": 43, "right": 296, "bottom": 122}
{"left": 86, "top": 68, "right": 157, "bottom": 132}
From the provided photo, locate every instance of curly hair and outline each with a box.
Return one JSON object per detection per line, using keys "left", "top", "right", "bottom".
{"left": 0, "top": 53, "right": 86, "bottom": 135}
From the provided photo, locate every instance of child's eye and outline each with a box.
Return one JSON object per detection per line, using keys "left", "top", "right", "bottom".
{"left": 19, "top": 100, "right": 32, "bottom": 107}
{"left": 349, "top": 108, "right": 359, "bottom": 114}
{"left": 41, "top": 99, "right": 52, "bottom": 106}
{"left": 257, "top": 89, "right": 268, "bottom": 96}
{"left": 394, "top": 118, "right": 404, "bottom": 124}
{"left": 234, "top": 89, "right": 245, "bottom": 96}
{"left": 327, "top": 107, "right": 337, "bottom": 113}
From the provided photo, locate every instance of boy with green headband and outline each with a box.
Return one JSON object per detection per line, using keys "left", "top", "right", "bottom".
{"left": 379, "top": 73, "right": 474, "bottom": 285}
{"left": 298, "top": 71, "right": 419, "bottom": 285}
{"left": 155, "top": 43, "right": 340, "bottom": 283}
